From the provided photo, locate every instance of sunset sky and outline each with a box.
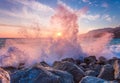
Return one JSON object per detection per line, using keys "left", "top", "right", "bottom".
{"left": 0, "top": 0, "right": 120, "bottom": 38}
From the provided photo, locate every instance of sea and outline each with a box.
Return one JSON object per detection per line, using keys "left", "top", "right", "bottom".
{"left": 0, "top": 38, "right": 120, "bottom": 67}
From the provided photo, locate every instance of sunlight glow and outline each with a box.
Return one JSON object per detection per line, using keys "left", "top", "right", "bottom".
{"left": 56, "top": 32, "right": 62, "bottom": 37}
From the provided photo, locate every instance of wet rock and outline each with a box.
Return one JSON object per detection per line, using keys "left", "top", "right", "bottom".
{"left": 53, "top": 61, "right": 85, "bottom": 83}
{"left": 40, "top": 61, "right": 50, "bottom": 67}
{"left": 2, "top": 66, "right": 17, "bottom": 74}
{"left": 0, "top": 68, "right": 10, "bottom": 83}
{"left": 75, "top": 59, "right": 82, "bottom": 66}
{"left": 47, "top": 67, "right": 74, "bottom": 83}
{"left": 11, "top": 65, "right": 60, "bottom": 83}
{"left": 80, "top": 76, "right": 117, "bottom": 83}
{"left": 97, "top": 56, "right": 107, "bottom": 65}
{"left": 62, "top": 58, "right": 75, "bottom": 63}
{"left": 85, "top": 70, "right": 98, "bottom": 77}
{"left": 108, "top": 57, "right": 118, "bottom": 65}
{"left": 18, "top": 63, "right": 25, "bottom": 69}
{"left": 84, "top": 56, "right": 97, "bottom": 65}
{"left": 90, "top": 64, "right": 102, "bottom": 75}
{"left": 113, "top": 60, "right": 120, "bottom": 80}
{"left": 98, "top": 64, "right": 114, "bottom": 81}
{"left": 80, "top": 63, "right": 88, "bottom": 69}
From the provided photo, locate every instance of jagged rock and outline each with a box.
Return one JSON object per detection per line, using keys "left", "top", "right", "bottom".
{"left": 75, "top": 59, "right": 82, "bottom": 66}
{"left": 80, "top": 63, "right": 88, "bottom": 69}
{"left": 84, "top": 56, "right": 97, "bottom": 65}
{"left": 53, "top": 61, "right": 85, "bottom": 83}
{"left": 90, "top": 64, "right": 102, "bottom": 75}
{"left": 2, "top": 66, "right": 17, "bottom": 74}
{"left": 113, "top": 60, "right": 120, "bottom": 80}
{"left": 98, "top": 64, "right": 114, "bottom": 81}
{"left": 97, "top": 56, "right": 107, "bottom": 65}
{"left": 47, "top": 67, "right": 74, "bottom": 83}
{"left": 80, "top": 76, "right": 117, "bottom": 83}
{"left": 11, "top": 65, "right": 60, "bottom": 83}
{"left": 62, "top": 58, "right": 75, "bottom": 63}
{"left": 85, "top": 70, "right": 98, "bottom": 77}
{"left": 0, "top": 68, "right": 10, "bottom": 83}
{"left": 11, "top": 64, "right": 75, "bottom": 83}
{"left": 40, "top": 61, "right": 50, "bottom": 67}
{"left": 108, "top": 57, "right": 118, "bottom": 65}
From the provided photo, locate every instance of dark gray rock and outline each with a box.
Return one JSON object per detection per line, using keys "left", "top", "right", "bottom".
{"left": 113, "top": 60, "right": 120, "bottom": 80}
{"left": 40, "top": 61, "right": 50, "bottom": 67}
{"left": 0, "top": 68, "right": 10, "bottom": 83}
{"left": 62, "top": 58, "right": 75, "bottom": 63}
{"left": 80, "top": 63, "right": 88, "bottom": 69}
{"left": 11, "top": 65, "right": 60, "bottom": 83}
{"left": 97, "top": 56, "right": 107, "bottom": 65}
{"left": 85, "top": 70, "right": 98, "bottom": 77}
{"left": 80, "top": 76, "right": 118, "bottom": 83}
{"left": 98, "top": 64, "right": 114, "bottom": 81}
{"left": 47, "top": 67, "right": 74, "bottom": 83}
{"left": 84, "top": 56, "right": 97, "bottom": 65}
{"left": 108, "top": 57, "right": 118, "bottom": 65}
{"left": 53, "top": 61, "right": 85, "bottom": 83}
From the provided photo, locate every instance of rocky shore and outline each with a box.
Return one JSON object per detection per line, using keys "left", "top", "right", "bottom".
{"left": 1, "top": 56, "right": 120, "bottom": 83}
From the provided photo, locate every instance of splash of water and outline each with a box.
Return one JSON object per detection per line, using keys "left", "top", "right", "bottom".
{"left": 0, "top": 2, "right": 115, "bottom": 67}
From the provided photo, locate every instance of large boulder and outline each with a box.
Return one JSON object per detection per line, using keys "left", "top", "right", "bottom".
{"left": 98, "top": 64, "right": 114, "bottom": 81}
{"left": 61, "top": 58, "right": 75, "bottom": 63}
{"left": 47, "top": 67, "right": 74, "bottom": 83}
{"left": 113, "top": 60, "right": 120, "bottom": 80}
{"left": 0, "top": 68, "right": 10, "bottom": 83}
{"left": 84, "top": 56, "right": 97, "bottom": 65}
{"left": 53, "top": 61, "right": 85, "bottom": 83}
{"left": 89, "top": 64, "right": 102, "bottom": 75}
{"left": 80, "top": 76, "right": 117, "bottom": 83}
{"left": 11, "top": 65, "right": 60, "bottom": 83}
{"left": 85, "top": 70, "right": 98, "bottom": 77}
{"left": 97, "top": 56, "right": 107, "bottom": 65}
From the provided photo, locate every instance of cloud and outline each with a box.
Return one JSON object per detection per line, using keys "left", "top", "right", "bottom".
{"left": 101, "top": 2, "right": 109, "bottom": 8}
{"left": 0, "top": 0, "right": 55, "bottom": 26}
{"left": 81, "top": 14, "right": 100, "bottom": 21}
{"left": 82, "top": 0, "right": 92, "bottom": 4}
{"left": 102, "top": 14, "right": 112, "bottom": 22}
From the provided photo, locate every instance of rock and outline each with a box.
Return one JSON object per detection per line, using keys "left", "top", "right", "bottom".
{"left": 11, "top": 65, "right": 60, "bottom": 83}
{"left": 75, "top": 59, "right": 82, "bottom": 65}
{"left": 40, "top": 61, "right": 50, "bottom": 67}
{"left": 17, "top": 63, "right": 25, "bottom": 69}
{"left": 113, "top": 60, "right": 120, "bottom": 80}
{"left": 0, "top": 68, "right": 10, "bottom": 83}
{"left": 97, "top": 56, "right": 107, "bottom": 65}
{"left": 90, "top": 64, "right": 102, "bottom": 75}
{"left": 84, "top": 56, "right": 97, "bottom": 65}
{"left": 108, "top": 57, "right": 118, "bottom": 65}
{"left": 62, "top": 58, "right": 75, "bottom": 63}
{"left": 2, "top": 66, "right": 17, "bottom": 74}
{"left": 85, "top": 70, "right": 98, "bottom": 77}
{"left": 80, "top": 63, "right": 88, "bottom": 69}
{"left": 53, "top": 61, "right": 85, "bottom": 83}
{"left": 98, "top": 64, "right": 114, "bottom": 81}
{"left": 80, "top": 76, "right": 117, "bottom": 83}
{"left": 47, "top": 67, "right": 74, "bottom": 83}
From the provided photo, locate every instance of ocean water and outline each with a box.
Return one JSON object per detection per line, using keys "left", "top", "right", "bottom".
{"left": 0, "top": 38, "right": 120, "bottom": 67}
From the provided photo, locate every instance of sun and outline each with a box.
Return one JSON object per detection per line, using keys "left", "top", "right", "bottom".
{"left": 56, "top": 32, "right": 62, "bottom": 37}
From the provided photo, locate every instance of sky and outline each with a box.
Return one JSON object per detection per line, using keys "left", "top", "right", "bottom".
{"left": 0, "top": 0, "right": 120, "bottom": 38}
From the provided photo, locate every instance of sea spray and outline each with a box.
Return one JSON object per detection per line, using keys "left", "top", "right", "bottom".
{"left": 0, "top": 2, "right": 116, "bottom": 67}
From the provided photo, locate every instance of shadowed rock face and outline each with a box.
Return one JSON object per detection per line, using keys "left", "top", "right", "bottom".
{"left": 0, "top": 68, "right": 10, "bottom": 83}
{"left": 79, "top": 76, "right": 118, "bottom": 83}
{"left": 47, "top": 67, "right": 74, "bottom": 83}
{"left": 53, "top": 61, "right": 85, "bottom": 83}
{"left": 114, "top": 60, "right": 120, "bottom": 80}
{"left": 10, "top": 64, "right": 74, "bottom": 83}
{"left": 98, "top": 64, "right": 114, "bottom": 81}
